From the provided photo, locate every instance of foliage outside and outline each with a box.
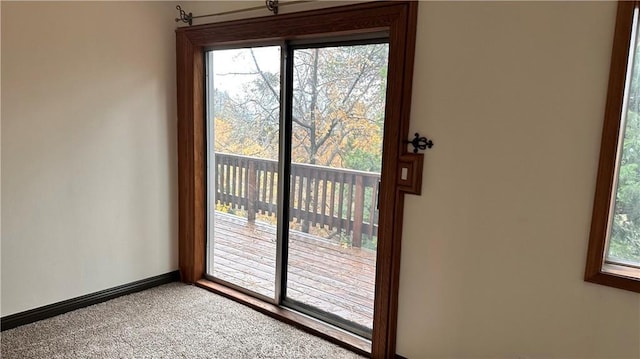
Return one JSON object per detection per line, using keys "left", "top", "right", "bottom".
{"left": 609, "top": 37, "right": 640, "bottom": 265}
{"left": 210, "top": 44, "right": 388, "bottom": 249}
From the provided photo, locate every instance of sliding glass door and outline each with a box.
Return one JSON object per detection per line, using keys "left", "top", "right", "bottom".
{"left": 206, "top": 46, "right": 282, "bottom": 300}
{"left": 283, "top": 43, "right": 388, "bottom": 337}
{"left": 205, "top": 40, "right": 389, "bottom": 337}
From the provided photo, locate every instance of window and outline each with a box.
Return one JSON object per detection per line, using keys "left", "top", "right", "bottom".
{"left": 176, "top": 2, "right": 419, "bottom": 357}
{"left": 586, "top": 1, "right": 640, "bottom": 292}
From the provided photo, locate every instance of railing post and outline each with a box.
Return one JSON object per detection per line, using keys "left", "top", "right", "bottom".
{"left": 247, "top": 160, "right": 257, "bottom": 222}
{"left": 353, "top": 174, "right": 364, "bottom": 247}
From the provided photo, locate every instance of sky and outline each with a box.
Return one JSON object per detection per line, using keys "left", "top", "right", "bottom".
{"left": 208, "top": 46, "right": 281, "bottom": 97}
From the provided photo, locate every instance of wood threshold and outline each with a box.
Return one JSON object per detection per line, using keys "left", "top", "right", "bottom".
{"left": 195, "top": 279, "right": 371, "bottom": 357}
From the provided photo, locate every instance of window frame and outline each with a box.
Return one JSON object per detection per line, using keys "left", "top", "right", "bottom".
{"left": 175, "top": 2, "right": 419, "bottom": 357}
{"left": 585, "top": 0, "right": 640, "bottom": 293}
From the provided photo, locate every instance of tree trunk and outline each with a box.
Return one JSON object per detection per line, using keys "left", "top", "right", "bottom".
{"left": 302, "top": 48, "right": 320, "bottom": 233}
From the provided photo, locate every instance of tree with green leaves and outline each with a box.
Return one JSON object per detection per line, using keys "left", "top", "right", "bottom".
{"left": 609, "top": 40, "right": 640, "bottom": 263}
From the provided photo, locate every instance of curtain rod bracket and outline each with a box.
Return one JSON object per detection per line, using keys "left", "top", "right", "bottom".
{"left": 175, "top": 5, "right": 193, "bottom": 26}
{"left": 266, "top": 0, "right": 279, "bottom": 15}
{"left": 175, "top": 0, "right": 305, "bottom": 26}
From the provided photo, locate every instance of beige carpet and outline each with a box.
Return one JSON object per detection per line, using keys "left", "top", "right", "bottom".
{"left": 1, "top": 283, "right": 364, "bottom": 358}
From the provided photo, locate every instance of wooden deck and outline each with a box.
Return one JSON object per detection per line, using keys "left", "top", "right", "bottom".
{"left": 210, "top": 211, "right": 376, "bottom": 329}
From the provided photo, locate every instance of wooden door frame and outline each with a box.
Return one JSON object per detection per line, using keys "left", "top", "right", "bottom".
{"left": 176, "top": 2, "right": 419, "bottom": 358}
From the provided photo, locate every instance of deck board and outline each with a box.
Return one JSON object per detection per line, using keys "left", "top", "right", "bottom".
{"left": 210, "top": 211, "right": 376, "bottom": 329}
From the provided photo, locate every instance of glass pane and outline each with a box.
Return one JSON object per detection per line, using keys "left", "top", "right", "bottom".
{"left": 607, "top": 18, "right": 640, "bottom": 267}
{"left": 206, "top": 46, "right": 281, "bottom": 298}
{"left": 285, "top": 43, "right": 389, "bottom": 335}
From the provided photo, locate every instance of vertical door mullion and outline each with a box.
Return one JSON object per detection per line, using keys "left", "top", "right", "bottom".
{"left": 275, "top": 42, "right": 294, "bottom": 304}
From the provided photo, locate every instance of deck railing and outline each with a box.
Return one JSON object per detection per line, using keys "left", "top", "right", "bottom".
{"left": 213, "top": 152, "right": 380, "bottom": 247}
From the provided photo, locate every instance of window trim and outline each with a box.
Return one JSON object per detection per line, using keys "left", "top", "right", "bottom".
{"left": 585, "top": 0, "right": 640, "bottom": 293}
{"left": 175, "top": 2, "right": 419, "bottom": 357}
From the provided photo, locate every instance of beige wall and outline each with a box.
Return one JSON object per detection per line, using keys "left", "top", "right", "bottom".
{"left": 2, "top": 1, "right": 639, "bottom": 358}
{"left": 1, "top": 2, "right": 178, "bottom": 316}
{"left": 399, "top": 1, "right": 640, "bottom": 358}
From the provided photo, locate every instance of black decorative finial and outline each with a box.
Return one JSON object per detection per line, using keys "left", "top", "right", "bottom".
{"left": 406, "top": 133, "right": 434, "bottom": 153}
{"left": 265, "top": 0, "right": 279, "bottom": 15}
{"left": 175, "top": 5, "right": 193, "bottom": 26}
